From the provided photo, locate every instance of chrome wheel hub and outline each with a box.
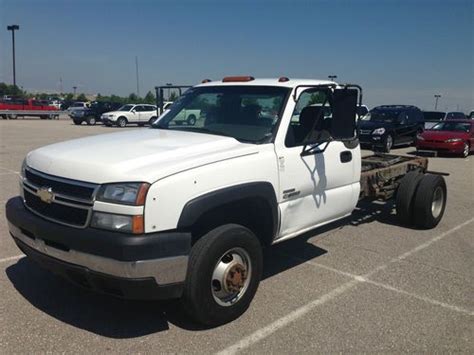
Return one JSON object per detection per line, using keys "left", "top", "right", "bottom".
{"left": 211, "top": 248, "right": 251, "bottom": 307}
{"left": 431, "top": 186, "right": 444, "bottom": 218}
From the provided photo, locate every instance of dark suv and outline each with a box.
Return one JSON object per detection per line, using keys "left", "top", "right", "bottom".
{"left": 71, "top": 101, "right": 122, "bottom": 125}
{"left": 357, "top": 105, "right": 424, "bottom": 152}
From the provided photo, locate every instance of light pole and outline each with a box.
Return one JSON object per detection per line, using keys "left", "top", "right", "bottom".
{"left": 7, "top": 24, "right": 20, "bottom": 87}
{"left": 328, "top": 75, "right": 337, "bottom": 82}
{"left": 73, "top": 86, "right": 77, "bottom": 97}
{"left": 434, "top": 94, "right": 441, "bottom": 110}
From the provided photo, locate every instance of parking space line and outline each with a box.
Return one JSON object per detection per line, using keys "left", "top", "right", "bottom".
{"left": 281, "top": 255, "right": 473, "bottom": 316}
{"left": 0, "top": 254, "right": 24, "bottom": 264}
{"left": 216, "top": 218, "right": 474, "bottom": 355}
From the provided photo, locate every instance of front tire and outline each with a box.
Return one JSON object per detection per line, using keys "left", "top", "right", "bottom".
{"left": 73, "top": 119, "right": 82, "bottom": 125}
{"left": 117, "top": 117, "right": 127, "bottom": 127}
{"left": 182, "top": 224, "right": 262, "bottom": 326}
{"left": 85, "top": 116, "right": 96, "bottom": 125}
{"left": 383, "top": 134, "right": 393, "bottom": 153}
{"left": 462, "top": 142, "right": 470, "bottom": 158}
{"left": 187, "top": 114, "right": 197, "bottom": 126}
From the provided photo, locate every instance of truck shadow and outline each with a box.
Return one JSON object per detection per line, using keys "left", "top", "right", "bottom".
{"left": 5, "top": 199, "right": 401, "bottom": 337}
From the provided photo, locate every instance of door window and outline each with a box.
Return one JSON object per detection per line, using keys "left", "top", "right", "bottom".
{"left": 285, "top": 90, "right": 332, "bottom": 147}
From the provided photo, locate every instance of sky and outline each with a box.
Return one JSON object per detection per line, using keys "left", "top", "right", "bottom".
{"left": 1, "top": 0, "right": 473, "bottom": 111}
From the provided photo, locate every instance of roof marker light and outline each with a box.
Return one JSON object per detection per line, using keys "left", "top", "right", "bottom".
{"left": 201, "top": 79, "right": 212, "bottom": 83}
{"left": 222, "top": 76, "right": 255, "bottom": 82}
{"left": 278, "top": 77, "right": 290, "bottom": 82}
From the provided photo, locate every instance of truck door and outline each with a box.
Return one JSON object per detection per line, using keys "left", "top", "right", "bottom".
{"left": 274, "top": 88, "right": 361, "bottom": 240}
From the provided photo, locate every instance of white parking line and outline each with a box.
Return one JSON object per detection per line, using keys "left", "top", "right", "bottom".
{"left": 0, "top": 254, "right": 24, "bottom": 264}
{"left": 216, "top": 218, "right": 474, "bottom": 355}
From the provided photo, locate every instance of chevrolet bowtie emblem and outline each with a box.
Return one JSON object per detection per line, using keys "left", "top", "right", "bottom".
{"left": 37, "top": 187, "right": 54, "bottom": 204}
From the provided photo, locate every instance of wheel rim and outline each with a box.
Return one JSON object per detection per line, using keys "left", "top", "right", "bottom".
{"left": 463, "top": 143, "right": 469, "bottom": 157}
{"left": 386, "top": 136, "right": 393, "bottom": 151}
{"left": 431, "top": 186, "right": 444, "bottom": 218}
{"left": 211, "top": 247, "right": 252, "bottom": 307}
{"left": 119, "top": 119, "right": 126, "bottom": 127}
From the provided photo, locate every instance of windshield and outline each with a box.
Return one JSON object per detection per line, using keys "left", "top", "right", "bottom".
{"left": 361, "top": 110, "right": 401, "bottom": 122}
{"left": 153, "top": 86, "right": 290, "bottom": 143}
{"left": 431, "top": 122, "right": 470, "bottom": 132}
{"left": 423, "top": 111, "right": 445, "bottom": 121}
{"left": 118, "top": 104, "right": 134, "bottom": 112}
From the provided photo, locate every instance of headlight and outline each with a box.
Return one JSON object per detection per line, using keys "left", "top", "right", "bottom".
{"left": 97, "top": 182, "right": 150, "bottom": 205}
{"left": 20, "top": 158, "right": 27, "bottom": 178}
{"left": 416, "top": 134, "right": 425, "bottom": 141}
{"left": 372, "top": 127, "right": 386, "bottom": 135}
{"left": 91, "top": 212, "right": 144, "bottom": 234}
{"left": 445, "top": 138, "right": 462, "bottom": 143}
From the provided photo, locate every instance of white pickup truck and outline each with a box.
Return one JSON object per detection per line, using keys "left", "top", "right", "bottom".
{"left": 6, "top": 77, "right": 447, "bottom": 326}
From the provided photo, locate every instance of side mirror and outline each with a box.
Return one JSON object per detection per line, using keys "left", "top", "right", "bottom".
{"left": 332, "top": 88, "right": 358, "bottom": 140}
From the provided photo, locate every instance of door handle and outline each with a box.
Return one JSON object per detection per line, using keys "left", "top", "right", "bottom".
{"left": 340, "top": 151, "right": 352, "bottom": 163}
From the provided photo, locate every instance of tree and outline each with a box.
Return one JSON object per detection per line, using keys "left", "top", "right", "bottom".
{"left": 143, "top": 91, "right": 155, "bottom": 104}
{"left": 0, "top": 82, "right": 25, "bottom": 98}
{"left": 76, "top": 93, "right": 88, "bottom": 101}
{"left": 168, "top": 91, "right": 178, "bottom": 102}
{"left": 128, "top": 93, "right": 138, "bottom": 102}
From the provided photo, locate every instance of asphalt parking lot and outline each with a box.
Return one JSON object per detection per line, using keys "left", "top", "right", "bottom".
{"left": 1, "top": 119, "right": 473, "bottom": 353}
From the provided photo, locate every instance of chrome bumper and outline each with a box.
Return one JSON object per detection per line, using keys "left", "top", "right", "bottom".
{"left": 9, "top": 222, "right": 188, "bottom": 285}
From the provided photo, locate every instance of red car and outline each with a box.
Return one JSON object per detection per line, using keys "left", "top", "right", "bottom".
{"left": 416, "top": 120, "right": 473, "bottom": 157}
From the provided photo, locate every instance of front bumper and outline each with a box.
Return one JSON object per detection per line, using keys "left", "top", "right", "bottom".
{"left": 359, "top": 135, "right": 384, "bottom": 145}
{"left": 6, "top": 197, "right": 191, "bottom": 299}
{"left": 416, "top": 140, "right": 464, "bottom": 153}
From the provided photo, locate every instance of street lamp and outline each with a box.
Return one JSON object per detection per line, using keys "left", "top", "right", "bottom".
{"left": 328, "top": 75, "right": 337, "bottom": 82}
{"left": 73, "top": 86, "right": 77, "bottom": 96}
{"left": 7, "top": 24, "right": 20, "bottom": 87}
{"left": 434, "top": 94, "right": 441, "bottom": 110}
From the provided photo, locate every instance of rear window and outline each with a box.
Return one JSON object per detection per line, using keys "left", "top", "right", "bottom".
{"left": 446, "top": 112, "right": 466, "bottom": 120}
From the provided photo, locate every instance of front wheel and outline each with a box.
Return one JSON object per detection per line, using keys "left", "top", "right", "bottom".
{"left": 383, "top": 134, "right": 393, "bottom": 153}
{"left": 182, "top": 224, "right": 262, "bottom": 326}
{"left": 85, "top": 116, "right": 96, "bottom": 125}
{"left": 462, "top": 142, "right": 470, "bottom": 158}
{"left": 117, "top": 117, "right": 127, "bottom": 127}
{"left": 187, "top": 114, "right": 197, "bottom": 126}
{"left": 73, "top": 119, "right": 82, "bottom": 125}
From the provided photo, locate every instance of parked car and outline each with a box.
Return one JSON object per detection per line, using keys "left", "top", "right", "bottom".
{"left": 67, "top": 102, "right": 90, "bottom": 116}
{"left": 358, "top": 105, "right": 424, "bottom": 152}
{"left": 445, "top": 112, "right": 466, "bottom": 120}
{"left": 70, "top": 101, "right": 122, "bottom": 125}
{"left": 101, "top": 104, "right": 158, "bottom": 127}
{"left": 468, "top": 111, "right": 474, "bottom": 119}
{"left": 416, "top": 120, "right": 473, "bottom": 157}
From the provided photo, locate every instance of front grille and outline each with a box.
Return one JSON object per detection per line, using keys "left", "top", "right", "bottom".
{"left": 24, "top": 190, "right": 89, "bottom": 227}
{"left": 25, "top": 169, "right": 95, "bottom": 200}
{"left": 23, "top": 168, "right": 97, "bottom": 227}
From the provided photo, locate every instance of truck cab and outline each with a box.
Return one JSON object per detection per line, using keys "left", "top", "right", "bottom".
{"left": 6, "top": 77, "right": 445, "bottom": 326}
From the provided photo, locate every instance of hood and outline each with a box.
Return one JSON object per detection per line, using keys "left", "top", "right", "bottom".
{"left": 420, "top": 130, "right": 469, "bottom": 141}
{"left": 357, "top": 120, "right": 396, "bottom": 130}
{"left": 26, "top": 129, "right": 258, "bottom": 184}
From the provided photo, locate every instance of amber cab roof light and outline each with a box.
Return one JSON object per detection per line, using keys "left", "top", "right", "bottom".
{"left": 222, "top": 76, "right": 255, "bottom": 82}
{"left": 201, "top": 79, "right": 212, "bottom": 83}
{"left": 278, "top": 77, "right": 290, "bottom": 82}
